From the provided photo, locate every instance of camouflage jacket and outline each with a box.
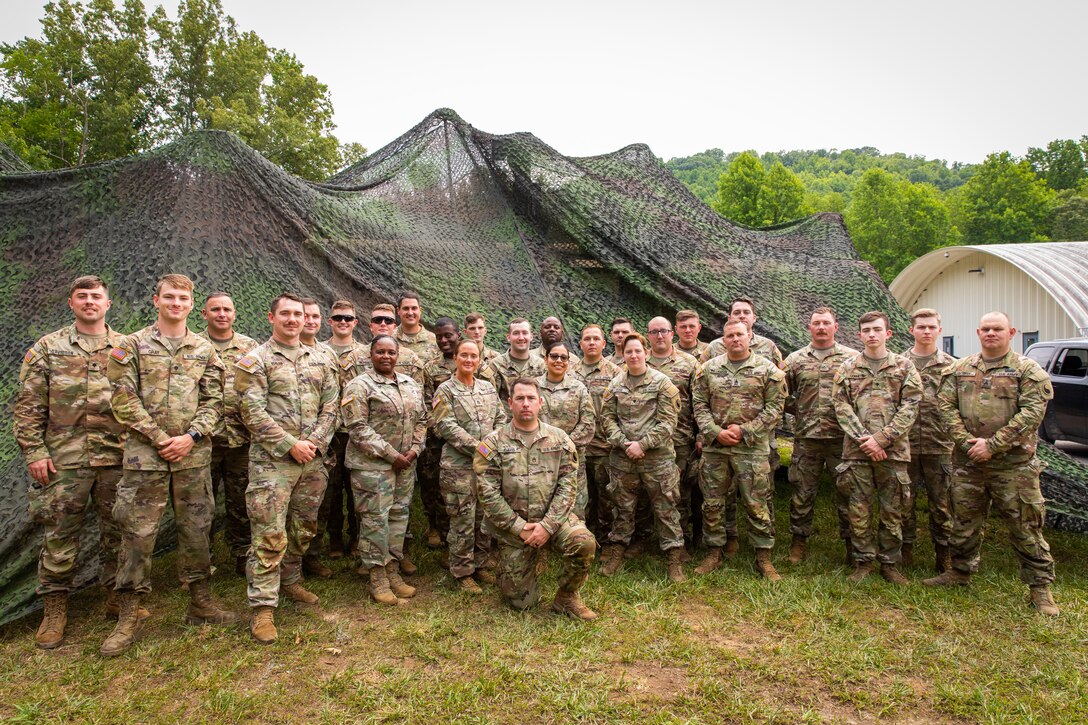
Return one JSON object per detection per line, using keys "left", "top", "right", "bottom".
{"left": 700, "top": 333, "right": 784, "bottom": 368}
{"left": 832, "top": 352, "right": 922, "bottom": 462}
{"left": 108, "top": 324, "right": 223, "bottom": 471}
{"left": 678, "top": 340, "right": 709, "bottom": 359}
{"left": 784, "top": 342, "right": 860, "bottom": 440}
{"left": 15, "top": 323, "right": 127, "bottom": 469}
{"left": 432, "top": 377, "right": 507, "bottom": 467}
{"left": 601, "top": 366, "right": 680, "bottom": 466}
{"left": 908, "top": 349, "right": 956, "bottom": 455}
{"left": 395, "top": 325, "right": 439, "bottom": 364}
{"left": 648, "top": 348, "right": 699, "bottom": 447}
{"left": 693, "top": 353, "right": 786, "bottom": 456}
{"left": 572, "top": 357, "right": 621, "bottom": 457}
{"left": 937, "top": 350, "right": 1052, "bottom": 465}
{"left": 423, "top": 355, "right": 458, "bottom": 411}
{"left": 341, "top": 369, "right": 427, "bottom": 470}
{"left": 325, "top": 338, "right": 366, "bottom": 433}
{"left": 481, "top": 351, "right": 545, "bottom": 409}
{"left": 342, "top": 343, "right": 425, "bottom": 389}
{"left": 235, "top": 338, "right": 340, "bottom": 463}
{"left": 538, "top": 374, "right": 595, "bottom": 448}
{"left": 199, "top": 330, "right": 258, "bottom": 448}
{"left": 474, "top": 422, "right": 579, "bottom": 546}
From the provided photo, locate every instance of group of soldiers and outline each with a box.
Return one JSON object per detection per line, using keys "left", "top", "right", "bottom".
{"left": 16, "top": 274, "right": 1061, "bottom": 655}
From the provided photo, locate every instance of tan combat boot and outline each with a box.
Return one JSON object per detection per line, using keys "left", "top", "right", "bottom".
{"left": 399, "top": 553, "right": 418, "bottom": 576}
{"left": 880, "top": 564, "right": 909, "bottom": 586}
{"left": 900, "top": 543, "right": 914, "bottom": 568}
{"left": 105, "top": 588, "right": 150, "bottom": 621}
{"left": 552, "top": 589, "right": 599, "bottom": 621}
{"left": 723, "top": 535, "right": 740, "bottom": 558}
{"left": 302, "top": 556, "right": 332, "bottom": 579}
{"left": 386, "top": 561, "right": 417, "bottom": 599}
{"left": 599, "top": 544, "right": 625, "bottom": 576}
{"left": 368, "top": 566, "right": 399, "bottom": 605}
{"left": 186, "top": 578, "right": 239, "bottom": 625}
{"left": 694, "top": 547, "right": 723, "bottom": 575}
{"left": 787, "top": 536, "right": 807, "bottom": 565}
{"left": 35, "top": 592, "right": 67, "bottom": 650}
{"left": 1030, "top": 586, "right": 1059, "bottom": 617}
{"left": 456, "top": 575, "right": 483, "bottom": 595}
{"left": 474, "top": 568, "right": 496, "bottom": 586}
{"left": 922, "top": 569, "right": 970, "bottom": 587}
{"left": 250, "top": 606, "right": 277, "bottom": 644}
{"left": 100, "top": 592, "right": 143, "bottom": 657}
{"left": 426, "top": 527, "right": 443, "bottom": 548}
{"left": 934, "top": 544, "right": 952, "bottom": 574}
{"left": 846, "top": 562, "right": 874, "bottom": 583}
{"left": 754, "top": 549, "right": 782, "bottom": 582}
{"left": 666, "top": 547, "right": 687, "bottom": 583}
{"left": 282, "top": 581, "right": 320, "bottom": 605}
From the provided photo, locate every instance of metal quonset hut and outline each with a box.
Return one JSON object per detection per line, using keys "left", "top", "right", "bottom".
{"left": 890, "top": 242, "right": 1088, "bottom": 357}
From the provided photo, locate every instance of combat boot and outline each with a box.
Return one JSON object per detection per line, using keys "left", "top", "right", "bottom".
{"left": 456, "top": 575, "right": 483, "bottom": 595}
{"left": 1030, "top": 586, "right": 1059, "bottom": 617}
{"left": 100, "top": 592, "right": 143, "bottom": 657}
{"left": 754, "top": 549, "right": 782, "bottom": 582}
{"left": 880, "top": 564, "right": 909, "bottom": 586}
{"left": 386, "top": 561, "right": 417, "bottom": 599}
{"left": 599, "top": 544, "right": 625, "bottom": 576}
{"left": 846, "top": 562, "right": 874, "bottom": 583}
{"left": 282, "top": 581, "right": 320, "bottom": 605}
{"left": 723, "top": 535, "right": 740, "bottom": 558}
{"left": 426, "top": 527, "right": 443, "bottom": 548}
{"left": 922, "top": 569, "right": 970, "bottom": 587}
{"left": 624, "top": 538, "right": 645, "bottom": 559}
{"left": 666, "top": 547, "right": 687, "bottom": 583}
{"left": 105, "top": 588, "right": 150, "bottom": 621}
{"left": 900, "top": 543, "right": 914, "bottom": 567}
{"left": 474, "top": 568, "right": 496, "bottom": 585}
{"left": 369, "top": 566, "right": 399, "bottom": 605}
{"left": 399, "top": 553, "right": 418, "bottom": 576}
{"left": 787, "top": 536, "right": 807, "bottom": 565}
{"left": 552, "top": 590, "right": 599, "bottom": 621}
{"left": 186, "top": 578, "right": 239, "bottom": 625}
{"left": 934, "top": 544, "right": 951, "bottom": 574}
{"left": 302, "top": 556, "right": 332, "bottom": 579}
{"left": 250, "top": 606, "right": 277, "bottom": 644}
{"left": 35, "top": 592, "right": 67, "bottom": 650}
{"left": 694, "top": 547, "right": 723, "bottom": 575}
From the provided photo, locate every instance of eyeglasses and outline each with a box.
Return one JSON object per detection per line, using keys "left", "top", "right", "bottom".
{"left": 647, "top": 329, "right": 673, "bottom": 336}
{"left": 547, "top": 354, "right": 570, "bottom": 361}
{"left": 370, "top": 316, "right": 396, "bottom": 325}
{"left": 330, "top": 315, "right": 356, "bottom": 322}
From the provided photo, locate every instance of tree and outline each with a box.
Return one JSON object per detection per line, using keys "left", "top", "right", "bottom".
{"left": 759, "top": 161, "right": 806, "bottom": 224}
{"left": 1026, "top": 138, "right": 1087, "bottom": 191}
{"left": 1051, "top": 191, "right": 1088, "bottom": 241}
{"left": 712, "top": 151, "right": 764, "bottom": 225}
{"left": 952, "top": 152, "right": 1057, "bottom": 245}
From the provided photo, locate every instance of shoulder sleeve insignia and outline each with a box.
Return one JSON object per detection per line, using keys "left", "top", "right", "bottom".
{"left": 23, "top": 347, "right": 38, "bottom": 364}
{"left": 236, "top": 355, "right": 257, "bottom": 371}
{"left": 341, "top": 393, "right": 355, "bottom": 407}
{"left": 110, "top": 347, "right": 130, "bottom": 364}
{"left": 477, "top": 441, "right": 495, "bottom": 459}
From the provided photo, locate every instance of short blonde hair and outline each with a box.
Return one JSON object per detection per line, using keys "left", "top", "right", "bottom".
{"left": 910, "top": 308, "right": 941, "bottom": 325}
{"left": 156, "top": 274, "right": 194, "bottom": 295}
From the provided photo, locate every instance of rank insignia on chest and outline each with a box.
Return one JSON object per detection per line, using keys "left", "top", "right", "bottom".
{"left": 339, "top": 357, "right": 353, "bottom": 370}
{"left": 109, "top": 347, "right": 130, "bottom": 364}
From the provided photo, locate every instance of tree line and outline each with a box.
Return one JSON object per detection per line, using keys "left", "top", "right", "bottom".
{"left": 0, "top": 0, "right": 365, "bottom": 181}
{"left": 667, "top": 141, "right": 1088, "bottom": 283}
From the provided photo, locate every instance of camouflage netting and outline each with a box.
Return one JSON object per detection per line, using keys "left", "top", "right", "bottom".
{"left": 1, "top": 109, "right": 1086, "bottom": 623}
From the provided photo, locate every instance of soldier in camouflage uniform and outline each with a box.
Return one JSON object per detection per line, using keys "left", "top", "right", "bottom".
{"left": 482, "top": 317, "right": 546, "bottom": 414}
{"left": 599, "top": 332, "right": 687, "bottom": 582}
{"left": 675, "top": 310, "right": 709, "bottom": 359}
{"left": 530, "top": 316, "right": 582, "bottom": 365}
{"left": 783, "top": 307, "right": 859, "bottom": 565}
{"left": 536, "top": 341, "right": 595, "bottom": 517}
{"left": 464, "top": 312, "right": 500, "bottom": 366}
{"left": 237, "top": 293, "right": 340, "bottom": 644}
{"left": 433, "top": 338, "right": 507, "bottom": 593}
{"left": 574, "top": 324, "right": 621, "bottom": 539}
{"left": 395, "top": 291, "right": 439, "bottom": 363}
{"left": 475, "top": 377, "right": 598, "bottom": 620}
{"left": 902, "top": 309, "right": 956, "bottom": 571}
{"left": 200, "top": 292, "right": 258, "bottom": 575}
{"left": 692, "top": 320, "right": 787, "bottom": 580}
{"left": 832, "top": 311, "right": 922, "bottom": 585}
{"left": 341, "top": 336, "right": 427, "bottom": 605}
{"left": 15, "top": 276, "right": 128, "bottom": 649}
{"left": 608, "top": 318, "right": 634, "bottom": 366}
{"left": 418, "top": 318, "right": 462, "bottom": 549}
{"left": 102, "top": 274, "right": 233, "bottom": 657}
{"left": 924, "top": 312, "right": 1059, "bottom": 616}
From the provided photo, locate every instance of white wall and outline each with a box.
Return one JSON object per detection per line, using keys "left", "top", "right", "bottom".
{"left": 901, "top": 252, "right": 1079, "bottom": 356}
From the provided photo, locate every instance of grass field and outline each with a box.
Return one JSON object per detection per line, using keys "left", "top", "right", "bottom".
{"left": 3, "top": 476, "right": 1087, "bottom": 724}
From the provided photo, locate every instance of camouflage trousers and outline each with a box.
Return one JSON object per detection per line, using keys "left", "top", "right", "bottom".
{"left": 498, "top": 520, "right": 596, "bottom": 610}
{"left": 211, "top": 443, "right": 251, "bottom": 558}
{"left": 574, "top": 446, "right": 589, "bottom": 521}
{"left": 113, "top": 466, "right": 214, "bottom": 595}
{"left": 674, "top": 443, "right": 697, "bottom": 540}
{"left": 835, "top": 460, "right": 909, "bottom": 565}
{"left": 315, "top": 432, "right": 358, "bottom": 555}
{"left": 947, "top": 457, "right": 1054, "bottom": 586}
{"left": 246, "top": 456, "right": 328, "bottom": 608}
{"left": 417, "top": 437, "right": 448, "bottom": 535}
{"left": 584, "top": 453, "right": 615, "bottom": 541}
{"left": 788, "top": 437, "right": 850, "bottom": 540}
{"left": 903, "top": 452, "right": 952, "bottom": 547}
{"left": 701, "top": 452, "right": 775, "bottom": 550}
{"left": 29, "top": 466, "right": 122, "bottom": 595}
{"left": 350, "top": 465, "right": 415, "bottom": 569}
{"left": 606, "top": 453, "right": 684, "bottom": 551}
{"left": 440, "top": 463, "right": 491, "bottom": 578}
{"left": 723, "top": 437, "right": 780, "bottom": 538}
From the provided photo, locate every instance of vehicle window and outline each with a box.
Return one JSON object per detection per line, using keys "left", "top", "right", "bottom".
{"left": 1026, "top": 345, "right": 1054, "bottom": 370}
{"left": 1056, "top": 348, "right": 1088, "bottom": 378}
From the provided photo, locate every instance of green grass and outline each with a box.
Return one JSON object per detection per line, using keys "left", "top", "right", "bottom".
{"left": 3, "top": 479, "right": 1087, "bottom": 724}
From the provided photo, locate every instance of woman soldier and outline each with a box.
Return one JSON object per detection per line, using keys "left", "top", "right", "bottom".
{"left": 537, "top": 340, "right": 595, "bottom": 518}
{"left": 341, "top": 335, "right": 428, "bottom": 605}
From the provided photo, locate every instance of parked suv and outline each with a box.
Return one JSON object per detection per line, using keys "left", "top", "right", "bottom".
{"left": 1025, "top": 338, "right": 1088, "bottom": 445}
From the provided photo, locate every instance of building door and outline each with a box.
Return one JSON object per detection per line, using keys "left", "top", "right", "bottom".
{"left": 942, "top": 336, "right": 954, "bottom": 356}
{"left": 1022, "top": 331, "right": 1039, "bottom": 352}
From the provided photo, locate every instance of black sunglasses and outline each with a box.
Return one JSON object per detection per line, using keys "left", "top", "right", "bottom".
{"left": 330, "top": 315, "right": 356, "bottom": 322}
{"left": 370, "top": 316, "right": 396, "bottom": 325}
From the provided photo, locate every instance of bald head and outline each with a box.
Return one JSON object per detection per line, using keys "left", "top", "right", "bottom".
{"left": 977, "top": 311, "right": 1015, "bottom": 358}
{"left": 647, "top": 316, "right": 674, "bottom": 355}
{"left": 540, "top": 316, "right": 564, "bottom": 345}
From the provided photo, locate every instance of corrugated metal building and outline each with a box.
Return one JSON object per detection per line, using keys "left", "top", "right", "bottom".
{"left": 890, "top": 242, "right": 1088, "bottom": 357}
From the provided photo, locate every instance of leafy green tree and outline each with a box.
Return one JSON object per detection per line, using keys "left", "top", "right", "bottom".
{"left": 713, "top": 151, "right": 764, "bottom": 225}
{"left": 952, "top": 152, "right": 1057, "bottom": 245}
{"left": 759, "top": 161, "right": 806, "bottom": 224}
{"left": 1051, "top": 191, "right": 1088, "bottom": 241}
{"left": 1026, "top": 138, "right": 1087, "bottom": 191}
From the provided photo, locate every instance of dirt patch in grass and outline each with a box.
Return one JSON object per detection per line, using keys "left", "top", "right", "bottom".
{"left": 607, "top": 660, "right": 691, "bottom": 701}
{"left": 679, "top": 601, "right": 776, "bottom": 655}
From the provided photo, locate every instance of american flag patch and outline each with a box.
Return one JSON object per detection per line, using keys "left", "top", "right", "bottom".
{"left": 341, "top": 394, "right": 354, "bottom": 407}
{"left": 477, "top": 441, "right": 494, "bottom": 458}
{"left": 236, "top": 355, "right": 257, "bottom": 371}
{"left": 23, "top": 348, "right": 37, "bottom": 364}
{"left": 110, "top": 347, "right": 130, "bottom": 364}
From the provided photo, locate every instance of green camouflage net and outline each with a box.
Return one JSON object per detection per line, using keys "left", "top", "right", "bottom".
{"left": 1, "top": 108, "right": 1085, "bottom": 623}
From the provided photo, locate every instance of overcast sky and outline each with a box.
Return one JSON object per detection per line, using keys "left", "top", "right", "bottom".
{"left": 5, "top": 0, "right": 1086, "bottom": 163}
